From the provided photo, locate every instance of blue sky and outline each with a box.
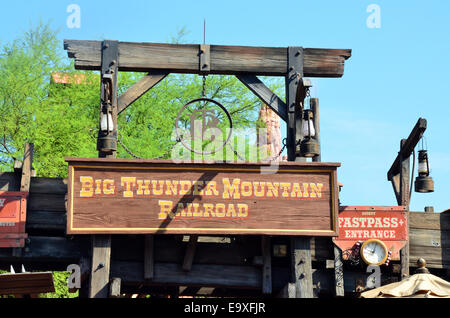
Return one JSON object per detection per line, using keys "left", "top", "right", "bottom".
{"left": 1, "top": 0, "right": 449, "bottom": 212}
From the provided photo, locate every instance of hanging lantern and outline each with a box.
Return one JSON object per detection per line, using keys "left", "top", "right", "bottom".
{"left": 299, "top": 109, "right": 320, "bottom": 157}
{"left": 414, "top": 149, "right": 434, "bottom": 193}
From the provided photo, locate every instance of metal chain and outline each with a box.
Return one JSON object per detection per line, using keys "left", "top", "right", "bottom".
{"left": 265, "top": 138, "right": 287, "bottom": 161}
{"left": 117, "top": 132, "right": 180, "bottom": 160}
{"left": 201, "top": 75, "right": 206, "bottom": 98}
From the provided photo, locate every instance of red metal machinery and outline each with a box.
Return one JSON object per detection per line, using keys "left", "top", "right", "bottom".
{"left": 0, "top": 191, "right": 28, "bottom": 247}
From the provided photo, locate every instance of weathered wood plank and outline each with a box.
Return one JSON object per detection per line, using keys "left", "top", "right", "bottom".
{"left": 64, "top": 40, "right": 351, "bottom": 78}
{"left": 144, "top": 235, "right": 154, "bottom": 280}
{"left": 26, "top": 210, "right": 66, "bottom": 233}
{"left": 0, "top": 172, "right": 20, "bottom": 191}
{"left": 236, "top": 74, "right": 287, "bottom": 122}
{"left": 410, "top": 212, "right": 450, "bottom": 231}
{"left": 261, "top": 236, "right": 272, "bottom": 294}
{"left": 0, "top": 236, "right": 89, "bottom": 262}
{"left": 410, "top": 228, "right": 450, "bottom": 247}
{"left": 111, "top": 261, "right": 261, "bottom": 289}
{"left": 89, "top": 235, "right": 112, "bottom": 298}
{"left": 117, "top": 71, "right": 167, "bottom": 114}
{"left": 28, "top": 193, "right": 66, "bottom": 212}
{"left": 109, "top": 277, "right": 121, "bottom": 298}
{"left": 20, "top": 143, "right": 33, "bottom": 192}
{"left": 182, "top": 235, "right": 198, "bottom": 272}
{"left": 291, "top": 237, "right": 313, "bottom": 298}
{"left": 30, "top": 177, "right": 67, "bottom": 195}
{"left": 409, "top": 245, "right": 450, "bottom": 268}
{"left": 387, "top": 118, "right": 427, "bottom": 180}
{"left": 333, "top": 245, "right": 345, "bottom": 296}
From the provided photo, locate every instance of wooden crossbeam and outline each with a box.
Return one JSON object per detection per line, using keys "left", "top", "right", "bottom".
{"left": 118, "top": 72, "right": 167, "bottom": 114}
{"left": 387, "top": 118, "right": 427, "bottom": 181}
{"left": 64, "top": 40, "right": 351, "bottom": 78}
{"left": 182, "top": 235, "right": 198, "bottom": 272}
{"left": 0, "top": 272, "right": 54, "bottom": 295}
{"left": 236, "top": 75, "right": 287, "bottom": 122}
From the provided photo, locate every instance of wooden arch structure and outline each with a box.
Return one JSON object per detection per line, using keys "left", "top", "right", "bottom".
{"left": 63, "top": 39, "right": 352, "bottom": 298}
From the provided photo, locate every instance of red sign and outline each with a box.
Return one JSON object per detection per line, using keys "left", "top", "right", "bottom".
{"left": 333, "top": 206, "right": 408, "bottom": 260}
{"left": 0, "top": 191, "right": 28, "bottom": 247}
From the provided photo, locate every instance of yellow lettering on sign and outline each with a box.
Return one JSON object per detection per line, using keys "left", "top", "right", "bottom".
{"left": 226, "top": 204, "right": 236, "bottom": 217}
{"left": 222, "top": 178, "right": 241, "bottom": 199}
{"left": 152, "top": 180, "right": 164, "bottom": 195}
{"left": 103, "top": 179, "right": 115, "bottom": 195}
{"left": 179, "top": 181, "right": 192, "bottom": 195}
{"left": 237, "top": 204, "right": 248, "bottom": 217}
{"left": 121, "top": 177, "right": 136, "bottom": 198}
{"left": 204, "top": 181, "right": 219, "bottom": 196}
{"left": 165, "top": 180, "right": 178, "bottom": 196}
{"left": 193, "top": 181, "right": 204, "bottom": 195}
{"left": 266, "top": 182, "right": 279, "bottom": 197}
{"left": 241, "top": 181, "right": 252, "bottom": 197}
{"left": 203, "top": 203, "right": 215, "bottom": 217}
{"left": 280, "top": 183, "right": 291, "bottom": 198}
{"left": 95, "top": 179, "right": 102, "bottom": 195}
{"left": 158, "top": 200, "right": 173, "bottom": 219}
{"left": 253, "top": 182, "right": 265, "bottom": 197}
{"left": 80, "top": 176, "right": 94, "bottom": 197}
{"left": 216, "top": 203, "right": 226, "bottom": 217}
{"left": 309, "top": 183, "right": 323, "bottom": 198}
{"left": 136, "top": 180, "right": 150, "bottom": 195}
{"left": 290, "top": 183, "right": 303, "bottom": 198}
{"left": 302, "top": 183, "right": 309, "bottom": 198}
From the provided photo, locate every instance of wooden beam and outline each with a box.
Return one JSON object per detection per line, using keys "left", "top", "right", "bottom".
{"left": 291, "top": 237, "right": 313, "bottom": 298}
{"left": 387, "top": 118, "right": 427, "bottom": 180}
{"left": 20, "top": 143, "right": 33, "bottom": 192}
{"left": 261, "top": 236, "right": 272, "bottom": 294}
{"left": 144, "top": 235, "right": 154, "bottom": 280}
{"left": 399, "top": 139, "right": 411, "bottom": 279}
{"left": 286, "top": 46, "right": 305, "bottom": 162}
{"left": 277, "top": 283, "right": 295, "bottom": 298}
{"left": 117, "top": 72, "right": 168, "bottom": 114}
{"left": 64, "top": 40, "right": 351, "bottom": 78}
{"left": 111, "top": 261, "right": 261, "bottom": 289}
{"left": 236, "top": 74, "right": 287, "bottom": 122}
{"left": 109, "top": 277, "right": 121, "bottom": 298}
{"left": 182, "top": 235, "right": 198, "bottom": 272}
{"left": 333, "top": 245, "right": 345, "bottom": 296}
{"left": 311, "top": 98, "right": 321, "bottom": 162}
{"left": 89, "top": 39, "right": 118, "bottom": 298}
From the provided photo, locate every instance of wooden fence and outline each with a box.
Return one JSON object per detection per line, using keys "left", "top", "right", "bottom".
{"left": 0, "top": 171, "right": 448, "bottom": 295}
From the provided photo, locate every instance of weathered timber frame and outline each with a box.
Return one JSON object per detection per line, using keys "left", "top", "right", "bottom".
{"left": 387, "top": 118, "right": 427, "bottom": 280}
{"left": 64, "top": 39, "right": 351, "bottom": 298}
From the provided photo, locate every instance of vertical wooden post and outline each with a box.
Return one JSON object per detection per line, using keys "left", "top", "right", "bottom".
{"left": 399, "top": 139, "right": 410, "bottom": 279}
{"left": 285, "top": 47, "right": 313, "bottom": 298}
{"left": 182, "top": 235, "right": 198, "bottom": 272}
{"left": 290, "top": 237, "right": 313, "bottom": 298}
{"left": 144, "top": 235, "right": 154, "bottom": 280}
{"left": 310, "top": 98, "right": 321, "bottom": 163}
{"left": 12, "top": 143, "right": 34, "bottom": 257}
{"left": 89, "top": 40, "right": 118, "bottom": 298}
{"left": 261, "top": 236, "right": 272, "bottom": 294}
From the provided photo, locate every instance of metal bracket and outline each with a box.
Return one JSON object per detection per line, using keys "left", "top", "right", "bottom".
{"left": 199, "top": 44, "right": 210, "bottom": 73}
{"left": 98, "top": 40, "right": 119, "bottom": 155}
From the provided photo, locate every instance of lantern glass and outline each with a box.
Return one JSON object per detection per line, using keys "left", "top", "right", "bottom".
{"left": 101, "top": 113, "right": 114, "bottom": 132}
{"left": 301, "top": 111, "right": 315, "bottom": 137}
{"left": 417, "top": 150, "right": 429, "bottom": 176}
{"left": 418, "top": 161, "right": 428, "bottom": 175}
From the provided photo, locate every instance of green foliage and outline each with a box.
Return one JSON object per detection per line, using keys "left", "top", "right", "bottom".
{"left": 39, "top": 271, "right": 78, "bottom": 298}
{"left": 0, "top": 23, "right": 285, "bottom": 177}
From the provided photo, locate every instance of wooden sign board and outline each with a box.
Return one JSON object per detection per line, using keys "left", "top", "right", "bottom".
{"left": 333, "top": 206, "right": 408, "bottom": 260}
{"left": 66, "top": 158, "right": 340, "bottom": 236}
